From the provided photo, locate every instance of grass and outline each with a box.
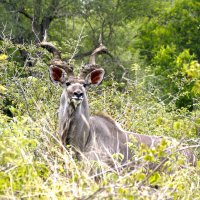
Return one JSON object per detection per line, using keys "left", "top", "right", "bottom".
{"left": 0, "top": 45, "right": 200, "bottom": 199}
{"left": 1, "top": 70, "right": 200, "bottom": 199}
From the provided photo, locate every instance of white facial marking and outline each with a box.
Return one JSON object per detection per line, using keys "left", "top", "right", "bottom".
{"left": 71, "top": 98, "right": 83, "bottom": 108}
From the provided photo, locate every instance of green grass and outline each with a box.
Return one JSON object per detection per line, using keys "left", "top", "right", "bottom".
{"left": 1, "top": 69, "right": 200, "bottom": 199}
{"left": 0, "top": 41, "right": 200, "bottom": 199}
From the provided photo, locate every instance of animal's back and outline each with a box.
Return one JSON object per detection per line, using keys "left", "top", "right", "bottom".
{"left": 89, "top": 114, "right": 133, "bottom": 163}
{"left": 89, "top": 114, "right": 196, "bottom": 166}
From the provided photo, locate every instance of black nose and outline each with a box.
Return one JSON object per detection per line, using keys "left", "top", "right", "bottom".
{"left": 73, "top": 91, "right": 83, "bottom": 98}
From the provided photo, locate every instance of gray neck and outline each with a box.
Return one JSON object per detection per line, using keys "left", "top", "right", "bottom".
{"left": 59, "top": 93, "right": 91, "bottom": 151}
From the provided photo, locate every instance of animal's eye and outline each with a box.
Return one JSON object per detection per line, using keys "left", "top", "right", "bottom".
{"left": 66, "top": 82, "right": 71, "bottom": 86}
{"left": 83, "top": 83, "right": 89, "bottom": 88}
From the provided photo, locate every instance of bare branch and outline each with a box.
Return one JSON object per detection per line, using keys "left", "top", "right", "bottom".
{"left": 69, "top": 24, "right": 85, "bottom": 63}
{"left": 17, "top": 8, "right": 33, "bottom": 21}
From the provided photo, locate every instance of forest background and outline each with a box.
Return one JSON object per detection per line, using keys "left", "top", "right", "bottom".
{"left": 0, "top": 0, "right": 200, "bottom": 199}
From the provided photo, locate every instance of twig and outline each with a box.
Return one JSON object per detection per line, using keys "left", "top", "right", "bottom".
{"left": 80, "top": 187, "right": 105, "bottom": 200}
{"left": 69, "top": 24, "right": 86, "bottom": 63}
{"left": 175, "top": 144, "right": 200, "bottom": 151}
{"left": 137, "top": 157, "right": 169, "bottom": 189}
{"left": 16, "top": 81, "right": 35, "bottom": 121}
{"left": 32, "top": 18, "right": 40, "bottom": 43}
{"left": 89, "top": 142, "right": 199, "bottom": 182}
{"left": 137, "top": 143, "right": 200, "bottom": 189}
{"left": 89, "top": 157, "right": 144, "bottom": 179}
{"left": 17, "top": 8, "right": 33, "bottom": 21}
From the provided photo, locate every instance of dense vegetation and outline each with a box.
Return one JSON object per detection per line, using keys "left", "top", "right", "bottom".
{"left": 0, "top": 0, "right": 200, "bottom": 199}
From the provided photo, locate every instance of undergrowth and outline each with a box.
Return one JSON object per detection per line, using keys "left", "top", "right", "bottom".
{"left": 0, "top": 44, "right": 200, "bottom": 199}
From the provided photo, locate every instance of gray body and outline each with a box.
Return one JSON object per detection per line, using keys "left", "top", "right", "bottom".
{"left": 58, "top": 82, "right": 196, "bottom": 167}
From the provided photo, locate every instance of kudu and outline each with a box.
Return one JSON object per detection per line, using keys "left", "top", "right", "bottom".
{"left": 40, "top": 41, "right": 196, "bottom": 169}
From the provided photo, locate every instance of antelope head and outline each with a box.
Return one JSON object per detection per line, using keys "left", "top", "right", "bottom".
{"left": 40, "top": 42, "right": 107, "bottom": 109}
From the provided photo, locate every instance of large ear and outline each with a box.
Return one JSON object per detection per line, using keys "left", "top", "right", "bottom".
{"left": 85, "top": 69, "right": 105, "bottom": 86}
{"left": 49, "top": 66, "right": 65, "bottom": 84}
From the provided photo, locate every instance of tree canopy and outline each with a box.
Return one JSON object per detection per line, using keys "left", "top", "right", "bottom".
{"left": 1, "top": 0, "right": 200, "bottom": 108}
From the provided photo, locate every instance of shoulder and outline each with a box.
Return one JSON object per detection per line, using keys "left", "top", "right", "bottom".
{"left": 92, "top": 112, "right": 115, "bottom": 122}
{"left": 91, "top": 112, "right": 123, "bottom": 129}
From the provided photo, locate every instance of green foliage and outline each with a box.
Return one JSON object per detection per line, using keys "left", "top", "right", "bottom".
{"left": 0, "top": 0, "right": 200, "bottom": 198}
{"left": 139, "top": 0, "right": 200, "bottom": 109}
{"left": 140, "top": 0, "right": 200, "bottom": 60}
{"left": 0, "top": 40, "right": 199, "bottom": 198}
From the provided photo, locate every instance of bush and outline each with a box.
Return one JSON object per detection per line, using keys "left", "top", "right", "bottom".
{"left": 138, "top": 0, "right": 200, "bottom": 109}
{"left": 0, "top": 40, "right": 200, "bottom": 199}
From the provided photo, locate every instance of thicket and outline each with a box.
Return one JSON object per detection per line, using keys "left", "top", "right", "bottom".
{"left": 139, "top": 0, "right": 200, "bottom": 110}
{"left": 0, "top": 0, "right": 200, "bottom": 199}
